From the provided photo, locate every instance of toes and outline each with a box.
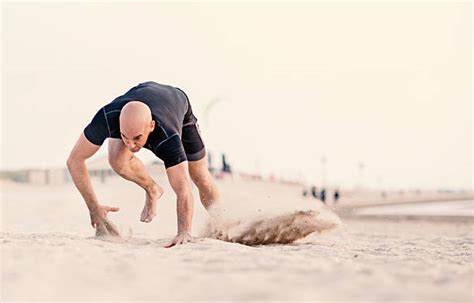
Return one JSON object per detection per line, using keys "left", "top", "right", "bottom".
{"left": 140, "top": 208, "right": 148, "bottom": 221}
{"left": 142, "top": 211, "right": 156, "bottom": 223}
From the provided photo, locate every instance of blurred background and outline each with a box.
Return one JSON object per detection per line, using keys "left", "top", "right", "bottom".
{"left": 1, "top": 2, "right": 473, "bottom": 302}
{"left": 1, "top": 1, "right": 471, "bottom": 192}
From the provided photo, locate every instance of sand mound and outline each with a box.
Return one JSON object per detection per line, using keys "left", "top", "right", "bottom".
{"left": 202, "top": 206, "right": 341, "bottom": 245}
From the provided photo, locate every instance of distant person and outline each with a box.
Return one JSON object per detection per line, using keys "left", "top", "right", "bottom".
{"left": 207, "top": 151, "right": 214, "bottom": 173}
{"left": 311, "top": 186, "right": 318, "bottom": 199}
{"left": 334, "top": 189, "right": 340, "bottom": 204}
{"left": 221, "top": 153, "right": 232, "bottom": 173}
{"left": 320, "top": 188, "right": 326, "bottom": 204}
{"left": 67, "top": 81, "right": 220, "bottom": 247}
{"left": 302, "top": 188, "right": 308, "bottom": 197}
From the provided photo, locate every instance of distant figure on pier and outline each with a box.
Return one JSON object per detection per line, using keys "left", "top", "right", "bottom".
{"left": 221, "top": 153, "right": 232, "bottom": 173}
{"left": 207, "top": 151, "right": 215, "bottom": 174}
{"left": 310, "top": 186, "right": 318, "bottom": 199}
{"left": 320, "top": 188, "right": 326, "bottom": 204}
{"left": 302, "top": 188, "right": 308, "bottom": 197}
{"left": 333, "top": 189, "right": 340, "bottom": 204}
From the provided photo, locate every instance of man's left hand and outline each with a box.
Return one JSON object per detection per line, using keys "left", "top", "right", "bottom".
{"left": 164, "top": 232, "right": 192, "bottom": 248}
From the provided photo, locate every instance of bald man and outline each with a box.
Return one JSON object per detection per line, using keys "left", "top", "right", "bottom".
{"left": 67, "top": 81, "right": 219, "bottom": 247}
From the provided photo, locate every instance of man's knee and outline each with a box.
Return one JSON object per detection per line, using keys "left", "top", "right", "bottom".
{"left": 108, "top": 154, "right": 129, "bottom": 175}
{"left": 190, "top": 170, "right": 208, "bottom": 187}
{"left": 189, "top": 163, "right": 213, "bottom": 189}
{"left": 108, "top": 141, "right": 131, "bottom": 175}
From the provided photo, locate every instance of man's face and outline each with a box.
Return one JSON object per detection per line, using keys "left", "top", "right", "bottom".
{"left": 120, "top": 132, "right": 146, "bottom": 153}
{"left": 120, "top": 120, "right": 155, "bottom": 153}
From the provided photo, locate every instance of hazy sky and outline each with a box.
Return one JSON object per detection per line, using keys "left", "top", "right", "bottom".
{"left": 1, "top": 2, "right": 472, "bottom": 190}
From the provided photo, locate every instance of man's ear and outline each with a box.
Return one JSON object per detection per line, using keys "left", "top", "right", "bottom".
{"left": 150, "top": 120, "right": 156, "bottom": 132}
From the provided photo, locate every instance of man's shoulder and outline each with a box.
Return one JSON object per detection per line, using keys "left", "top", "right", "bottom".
{"left": 103, "top": 97, "right": 128, "bottom": 115}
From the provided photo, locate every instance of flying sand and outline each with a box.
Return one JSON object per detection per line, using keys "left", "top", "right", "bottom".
{"left": 94, "top": 205, "right": 341, "bottom": 246}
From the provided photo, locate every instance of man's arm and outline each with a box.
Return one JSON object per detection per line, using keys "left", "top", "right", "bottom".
{"left": 165, "top": 161, "right": 194, "bottom": 247}
{"left": 66, "top": 132, "right": 120, "bottom": 236}
{"left": 67, "top": 132, "right": 101, "bottom": 212}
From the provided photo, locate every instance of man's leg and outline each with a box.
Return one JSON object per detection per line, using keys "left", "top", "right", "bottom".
{"left": 108, "top": 138, "right": 163, "bottom": 222}
{"left": 188, "top": 157, "right": 219, "bottom": 210}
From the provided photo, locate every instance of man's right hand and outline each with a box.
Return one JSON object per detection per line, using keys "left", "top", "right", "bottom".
{"left": 67, "top": 133, "right": 120, "bottom": 236}
{"left": 89, "top": 205, "right": 121, "bottom": 237}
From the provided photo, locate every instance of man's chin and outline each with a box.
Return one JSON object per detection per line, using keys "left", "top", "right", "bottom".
{"left": 130, "top": 148, "right": 141, "bottom": 153}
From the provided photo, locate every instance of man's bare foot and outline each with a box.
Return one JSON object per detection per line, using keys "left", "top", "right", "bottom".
{"left": 140, "top": 183, "right": 163, "bottom": 223}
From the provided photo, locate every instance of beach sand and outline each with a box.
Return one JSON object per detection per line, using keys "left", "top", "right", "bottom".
{"left": 1, "top": 174, "right": 473, "bottom": 302}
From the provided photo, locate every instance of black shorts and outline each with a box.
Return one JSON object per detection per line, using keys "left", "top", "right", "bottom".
{"left": 178, "top": 88, "right": 206, "bottom": 162}
{"left": 181, "top": 123, "right": 206, "bottom": 161}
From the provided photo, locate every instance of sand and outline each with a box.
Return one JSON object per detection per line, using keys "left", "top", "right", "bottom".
{"left": 1, "top": 174, "right": 473, "bottom": 302}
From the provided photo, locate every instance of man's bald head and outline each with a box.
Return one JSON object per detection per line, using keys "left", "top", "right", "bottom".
{"left": 119, "top": 101, "right": 155, "bottom": 153}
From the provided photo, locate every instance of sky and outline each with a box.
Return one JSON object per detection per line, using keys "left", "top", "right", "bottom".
{"left": 1, "top": 1, "right": 472, "bottom": 190}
